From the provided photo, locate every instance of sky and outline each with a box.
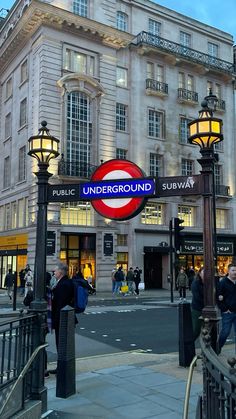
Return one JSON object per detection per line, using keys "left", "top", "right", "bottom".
{"left": 1, "top": 0, "right": 236, "bottom": 42}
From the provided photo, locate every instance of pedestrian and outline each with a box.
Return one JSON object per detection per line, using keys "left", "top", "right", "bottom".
{"left": 111, "top": 267, "right": 117, "bottom": 293}
{"left": 4, "top": 268, "right": 15, "bottom": 300}
{"left": 51, "top": 262, "right": 75, "bottom": 350}
{"left": 187, "top": 266, "right": 195, "bottom": 289}
{"left": 217, "top": 263, "right": 236, "bottom": 354}
{"left": 114, "top": 266, "right": 125, "bottom": 295}
{"left": 176, "top": 267, "right": 188, "bottom": 301}
{"left": 191, "top": 267, "right": 204, "bottom": 341}
{"left": 19, "top": 269, "right": 25, "bottom": 295}
{"left": 126, "top": 267, "right": 134, "bottom": 294}
{"left": 133, "top": 267, "right": 141, "bottom": 296}
{"left": 24, "top": 270, "right": 33, "bottom": 297}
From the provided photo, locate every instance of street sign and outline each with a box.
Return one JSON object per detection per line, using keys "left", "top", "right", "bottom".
{"left": 103, "top": 233, "right": 113, "bottom": 256}
{"left": 90, "top": 159, "right": 149, "bottom": 220}
{"left": 48, "top": 184, "right": 80, "bottom": 202}
{"left": 80, "top": 177, "right": 155, "bottom": 200}
{"left": 156, "top": 175, "right": 201, "bottom": 197}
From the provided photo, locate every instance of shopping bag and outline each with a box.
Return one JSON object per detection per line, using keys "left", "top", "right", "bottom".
{"left": 121, "top": 285, "right": 129, "bottom": 293}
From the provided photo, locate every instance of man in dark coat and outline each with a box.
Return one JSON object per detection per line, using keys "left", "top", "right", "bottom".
{"left": 51, "top": 263, "right": 75, "bottom": 350}
{"left": 133, "top": 267, "right": 142, "bottom": 295}
{"left": 4, "top": 268, "right": 15, "bottom": 300}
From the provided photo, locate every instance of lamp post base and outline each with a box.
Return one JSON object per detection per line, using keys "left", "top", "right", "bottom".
{"left": 201, "top": 306, "right": 220, "bottom": 352}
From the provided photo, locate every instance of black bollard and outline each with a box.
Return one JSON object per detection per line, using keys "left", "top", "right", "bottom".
{"left": 56, "top": 305, "right": 76, "bottom": 398}
{"left": 178, "top": 302, "right": 195, "bottom": 367}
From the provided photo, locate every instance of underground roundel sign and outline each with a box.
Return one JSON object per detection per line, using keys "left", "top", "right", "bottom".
{"left": 90, "top": 159, "right": 150, "bottom": 221}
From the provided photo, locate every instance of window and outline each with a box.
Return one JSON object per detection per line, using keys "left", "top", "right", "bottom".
{"left": 73, "top": 0, "right": 87, "bottom": 16}
{"left": 141, "top": 202, "right": 163, "bottom": 225}
{"left": 3, "top": 156, "right": 10, "bottom": 188}
{"left": 178, "top": 72, "right": 185, "bottom": 89}
{"left": 64, "top": 49, "right": 95, "bottom": 75}
{"left": 117, "top": 234, "right": 128, "bottom": 246}
{"left": 19, "top": 98, "right": 27, "bottom": 127}
{"left": 178, "top": 205, "right": 194, "bottom": 226}
{"left": 214, "top": 165, "right": 223, "bottom": 186}
{"left": 116, "top": 11, "right": 127, "bottom": 31}
{"left": 149, "top": 153, "right": 163, "bottom": 177}
{"left": 216, "top": 209, "right": 227, "bottom": 229}
{"left": 207, "top": 81, "right": 213, "bottom": 95}
{"left": 116, "top": 67, "right": 128, "bottom": 88}
{"left": 187, "top": 75, "right": 194, "bottom": 91}
{"left": 11, "top": 201, "right": 17, "bottom": 229}
{"left": 0, "top": 207, "right": 4, "bottom": 231}
{"left": 180, "top": 31, "right": 191, "bottom": 47}
{"left": 208, "top": 42, "right": 218, "bottom": 57}
{"left": 67, "top": 92, "right": 92, "bottom": 169}
{"left": 5, "top": 113, "right": 12, "bottom": 139}
{"left": 116, "top": 103, "right": 127, "bottom": 131}
{"left": 18, "top": 146, "right": 26, "bottom": 182}
{"left": 179, "top": 117, "right": 191, "bottom": 144}
{"left": 61, "top": 202, "right": 93, "bottom": 226}
{"left": 181, "top": 159, "right": 193, "bottom": 176}
{"left": 215, "top": 84, "right": 221, "bottom": 100}
{"left": 146, "top": 62, "right": 164, "bottom": 83}
{"left": 18, "top": 198, "right": 27, "bottom": 228}
{"left": 116, "top": 148, "right": 127, "bottom": 159}
{"left": 6, "top": 78, "right": 12, "bottom": 99}
{"left": 5, "top": 204, "right": 11, "bottom": 230}
{"left": 148, "top": 19, "right": 161, "bottom": 36}
{"left": 20, "top": 60, "right": 28, "bottom": 84}
{"left": 148, "top": 109, "right": 164, "bottom": 139}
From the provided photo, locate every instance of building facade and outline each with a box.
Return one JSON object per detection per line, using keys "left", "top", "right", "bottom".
{"left": 0, "top": 0, "right": 235, "bottom": 290}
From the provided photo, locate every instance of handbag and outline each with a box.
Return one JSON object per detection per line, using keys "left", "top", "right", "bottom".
{"left": 121, "top": 282, "right": 129, "bottom": 293}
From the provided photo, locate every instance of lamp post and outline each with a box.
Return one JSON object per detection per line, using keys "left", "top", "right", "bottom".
{"left": 188, "top": 99, "right": 223, "bottom": 349}
{"left": 28, "top": 121, "right": 59, "bottom": 409}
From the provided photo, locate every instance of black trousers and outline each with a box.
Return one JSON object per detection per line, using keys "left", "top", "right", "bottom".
{"left": 134, "top": 281, "right": 140, "bottom": 295}
{"left": 179, "top": 287, "right": 186, "bottom": 298}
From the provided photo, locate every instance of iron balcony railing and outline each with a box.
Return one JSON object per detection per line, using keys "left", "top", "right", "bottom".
{"left": 58, "top": 158, "right": 97, "bottom": 179}
{"left": 178, "top": 88, "right": 198, "bottom": 102}
{"left": 216, "top": 99, "right": 226, "bottom": 111}
{"left": 133, "top": 32, "right": 235, "bottom": 75}
{"left": 146, "top": 78, "right": 168, "bottom": 94}
{"left": 215, "top": 184, "right": 231, "bottom": 196}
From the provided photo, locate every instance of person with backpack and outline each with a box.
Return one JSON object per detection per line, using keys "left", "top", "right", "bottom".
{"left": 72, "top": 269, "right": 95, "bottom": 313}
{"left": 113, "top": 266, "right": 125, "bottom": 295}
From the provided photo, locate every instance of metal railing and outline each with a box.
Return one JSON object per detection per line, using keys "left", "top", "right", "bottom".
{"left": 216, "top": 99, "right": 226, "bottom": 111}
{"left": 0, "top": 313, "right": 38, "bottom": 417}
{"left": 58, "top": 158, "right": 97, "bottom": 179}
{"left": 197, "top": 334, "right": 236, "bottom": 419}
{"left": 133, "top": 32, "right": 235, "bottom": 75}
{"left": 178, "top": 88, "right": 198, "bottom": 102}
{"left": 146, "top": 78, "right": 168, "bottom": 94}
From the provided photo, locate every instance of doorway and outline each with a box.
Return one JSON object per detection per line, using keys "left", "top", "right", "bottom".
{"left": 144, "top": 253, "right": 162, "bottom": 289}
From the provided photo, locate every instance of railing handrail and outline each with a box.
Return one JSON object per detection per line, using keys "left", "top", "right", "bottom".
{"left": 0, "top": 343, "right": 47, "bottom": 418}
{"left": 133, "top": 31, "right": 235, "bottom": 75}
{"left": 0, "top": 312, "right": 36, "bottom": 328}
{"left": 146, "top": 78, "right": 168, "bottom": 93}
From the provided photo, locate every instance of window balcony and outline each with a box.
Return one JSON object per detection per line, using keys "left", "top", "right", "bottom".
{"left": 146, "top": 78, "right": 168, "bottom": 96}
{"left": 58, "top": 155, "right": 97, "bottom": 179}
{"left": 216, "top": 99, "right": 226, "bottom": 112}
{"left": 215, "top": 185, "right": 231, "bottom": 197}
{"left": 178, "top": 88, "right": 198, "bottom": 104}
{"left": 132, "top": 32, "right": 235, "bottom": 77}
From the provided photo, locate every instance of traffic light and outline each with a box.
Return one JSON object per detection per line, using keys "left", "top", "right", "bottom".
{"left": 174, "top": 217, "right": 184, "bottom": 252}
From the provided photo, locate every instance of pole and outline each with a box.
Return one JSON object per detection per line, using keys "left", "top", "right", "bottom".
{"left": 169, "top": 219, "right": 174, "bottom": 303}
{"left": 30, "top": 161, "right": 52, "bottom": 411}
{"left": 212, "top": 153, "right": 218, "bottom": 278}
{"left": 198, "top": 150, "right": 219, "bottom": 351}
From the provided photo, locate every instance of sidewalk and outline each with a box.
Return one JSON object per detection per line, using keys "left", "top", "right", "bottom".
{"left": 45, "top": 350, "right": 203, "bottom": 419}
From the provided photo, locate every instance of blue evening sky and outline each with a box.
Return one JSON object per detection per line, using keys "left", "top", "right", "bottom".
{"left": 1, "top": 0, "right": 236, "bottom": 42}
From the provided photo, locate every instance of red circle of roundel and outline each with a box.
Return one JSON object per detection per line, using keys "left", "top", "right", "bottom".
{"left": 91, "top": 159, "right": 147, "bottom": 221}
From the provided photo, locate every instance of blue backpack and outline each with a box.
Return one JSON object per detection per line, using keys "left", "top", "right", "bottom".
{"left": 73, "top": 277, "right": 89, "bottom": 313}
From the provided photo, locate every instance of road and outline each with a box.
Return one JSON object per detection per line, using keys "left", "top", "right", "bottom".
{"left": 46, "top": 298, "right": 179, "bottom": 362}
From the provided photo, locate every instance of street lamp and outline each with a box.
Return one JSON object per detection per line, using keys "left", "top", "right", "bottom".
{"left": 188, "top": 99, "right": 223, "bottom": 349}
{"left": 28, "top": 121, "right": 59, "bottom": 408}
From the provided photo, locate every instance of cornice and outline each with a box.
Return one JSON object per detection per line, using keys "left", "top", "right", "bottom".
{"left": 0, "top": 0, "right": 133, "bottom": 70}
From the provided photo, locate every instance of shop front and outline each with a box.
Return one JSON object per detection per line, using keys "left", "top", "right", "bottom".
{"left": 178, "top": 235, "right": 235, "bottom": 276}
{"left": 59, "top": 233, "right": 96, "bottom": 286}
{"left": 0, "top": 234, "right": 28, "bottom": 288}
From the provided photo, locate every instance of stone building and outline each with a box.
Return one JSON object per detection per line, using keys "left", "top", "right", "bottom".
{"left": 0, "top": 0, "right": 235, "bottom": 290}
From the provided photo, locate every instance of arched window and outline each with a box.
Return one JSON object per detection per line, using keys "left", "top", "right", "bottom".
{"left": 73, "top": 0, "right": 88, "bottom": 17}
{"left": 67, "top": 92, "right": 92, "bottom": 176}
